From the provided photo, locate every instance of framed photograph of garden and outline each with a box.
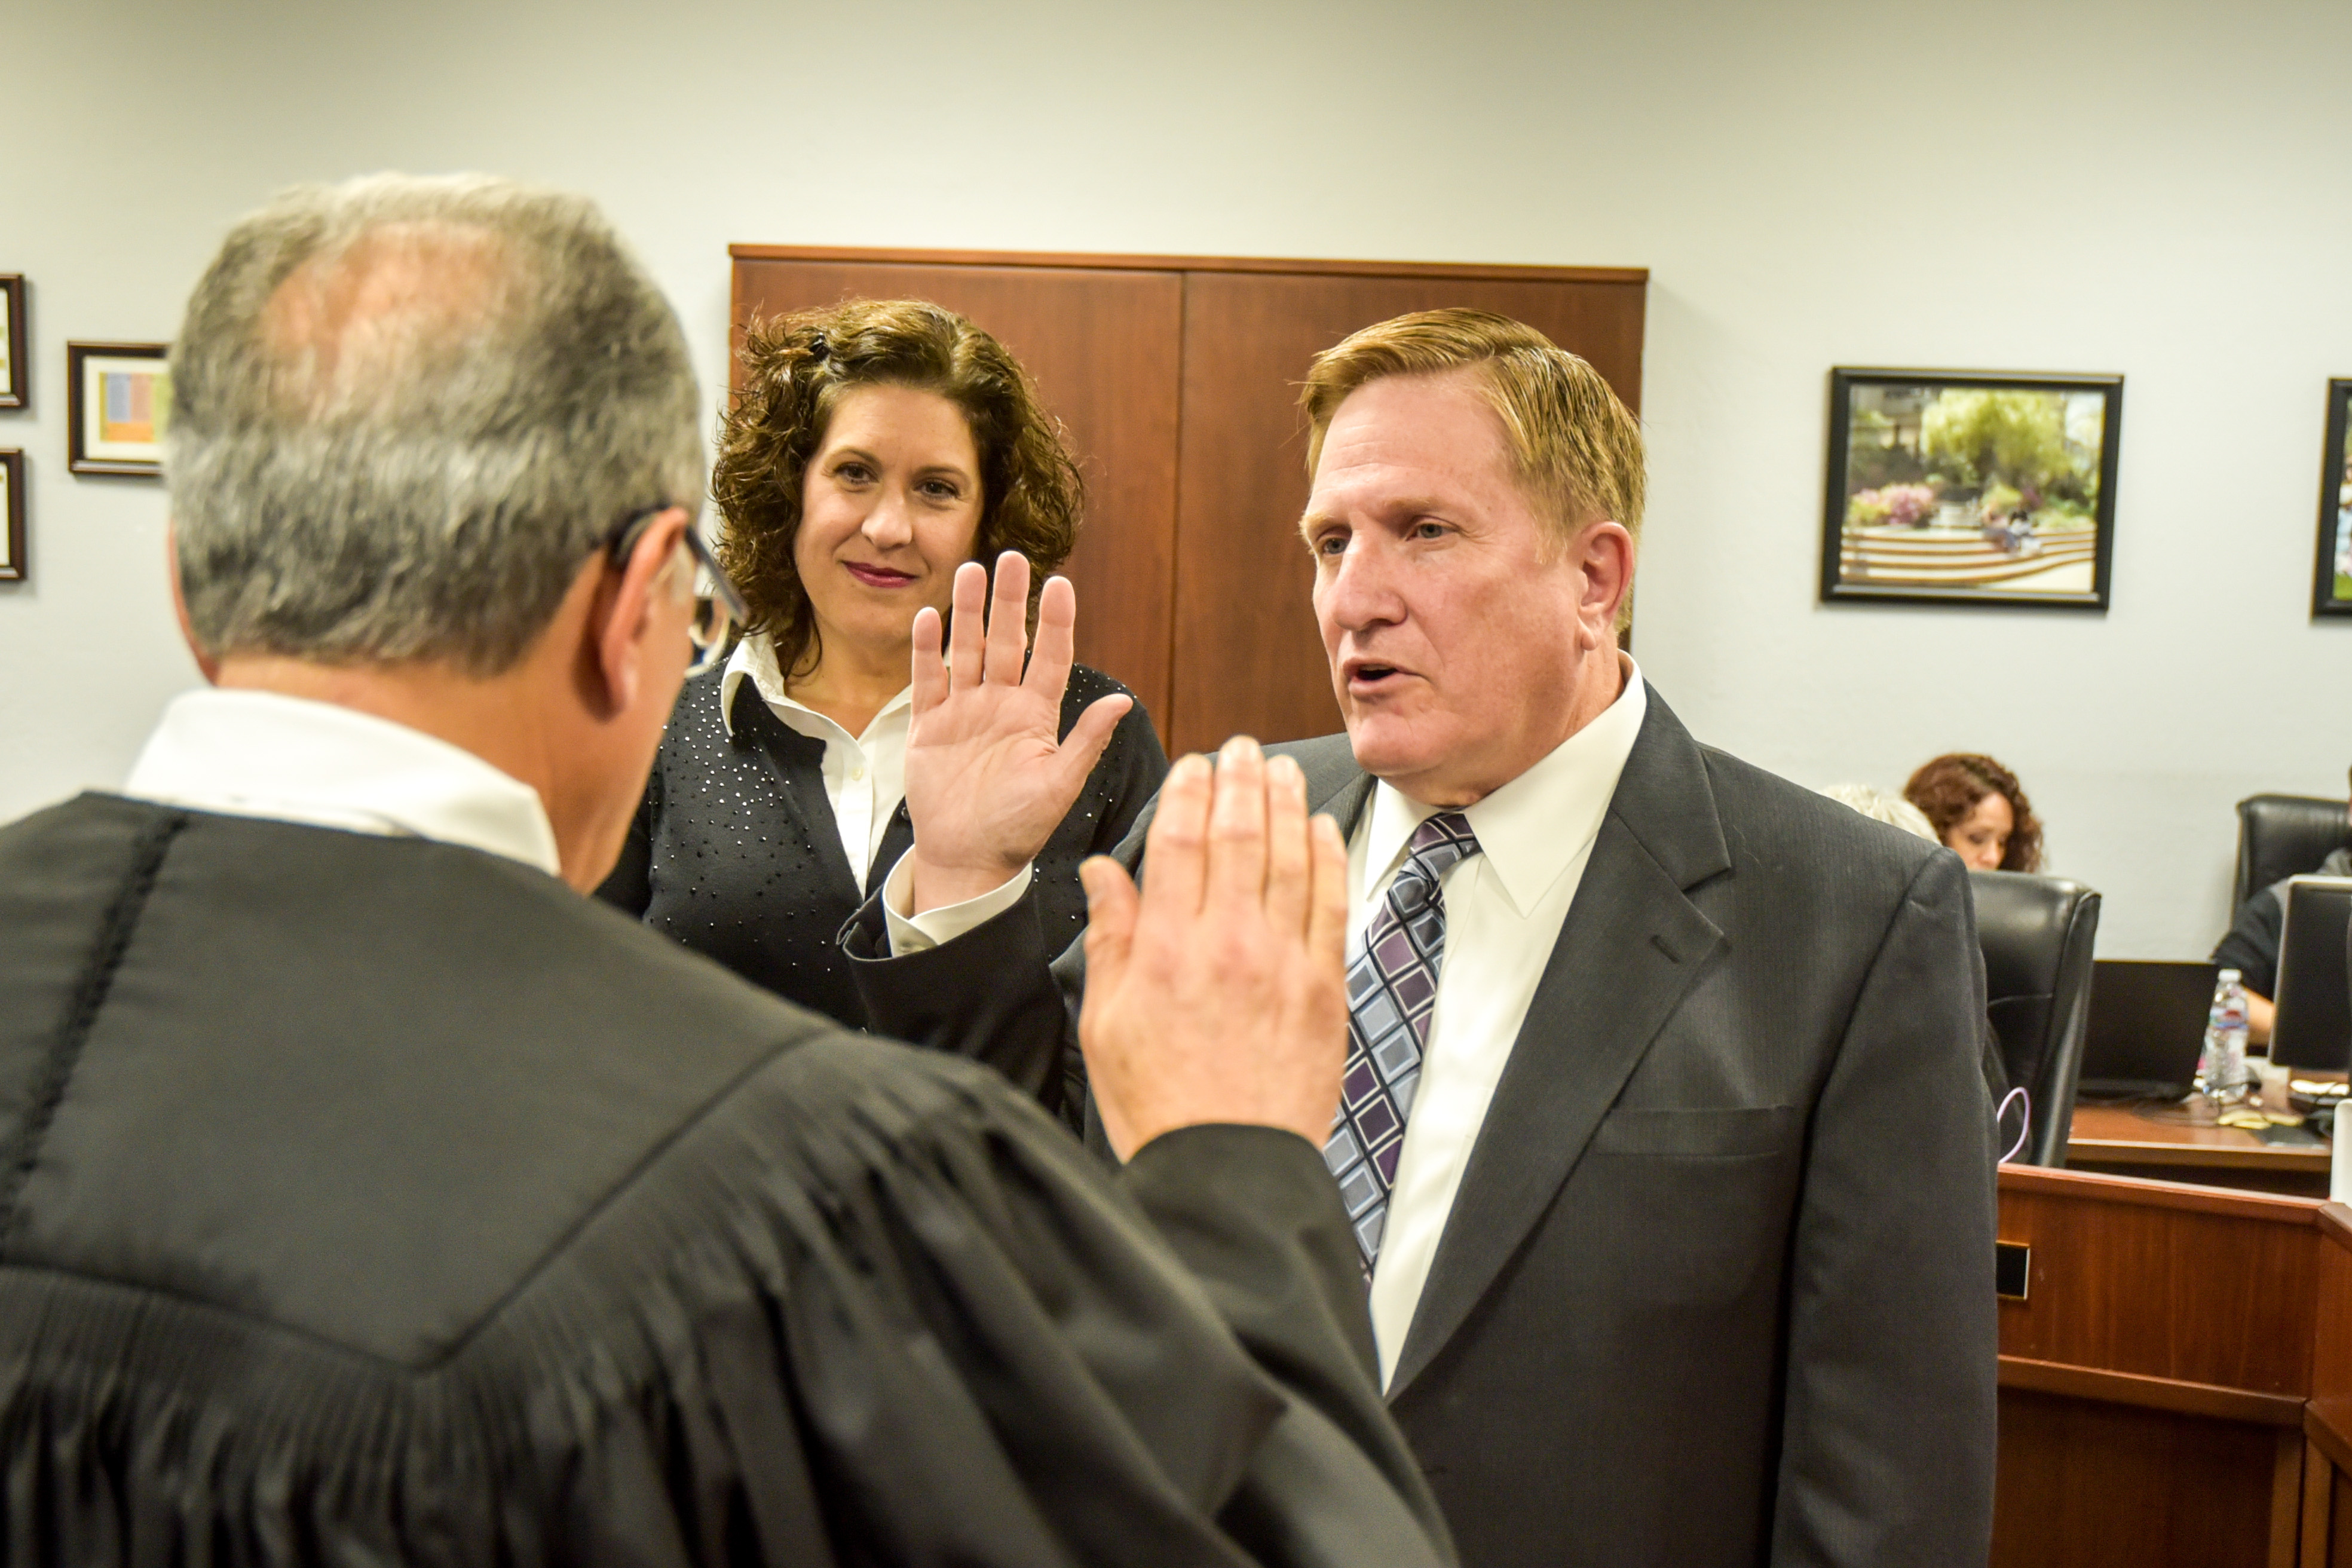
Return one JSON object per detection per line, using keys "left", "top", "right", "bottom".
{"left": 1821, "top": 369, "right": 2121, "bottom": 610}
{"left": 2314, "top": 379, "right": 2352, "bottom": 619}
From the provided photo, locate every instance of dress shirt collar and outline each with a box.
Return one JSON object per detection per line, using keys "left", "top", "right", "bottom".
{"left": 720, "top": 631, "right": 912, "bottom": 746}
{"left": 122, "top": 687, "right": 562, "bottom": 876}
{"left": 1362, "top": 654, "right": 1647, "bottom": 916}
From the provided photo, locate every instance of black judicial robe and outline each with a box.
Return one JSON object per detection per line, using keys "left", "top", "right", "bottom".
{"left": 0, "top": 794, "right": 1451, "bottom": 1568}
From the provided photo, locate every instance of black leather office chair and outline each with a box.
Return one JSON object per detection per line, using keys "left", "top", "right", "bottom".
{"left": 2232, "top": 795, "right": 2352, "bottom": 914}
{"left": 1971, "top": 869, "right": 2102, "bottom": 1166}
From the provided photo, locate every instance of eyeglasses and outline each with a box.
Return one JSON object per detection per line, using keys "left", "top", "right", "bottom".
{"left": 601, "top": 504, "right": 749, "bottom": 678}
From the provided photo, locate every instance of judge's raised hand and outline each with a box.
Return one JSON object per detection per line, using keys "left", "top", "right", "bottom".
{"left": 904, "top": 552, "right": 1132, "bottom": 913}
{"left": 1077, "top": 737, "right": 1352, "bottom": 1160}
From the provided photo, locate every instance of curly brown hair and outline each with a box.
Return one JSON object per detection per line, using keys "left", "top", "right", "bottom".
{"left": 1904, "top": 753, "right": 2045, "bottom": 872}
{"left": 710, "top": 298, "right": 1083, "bottom": 679}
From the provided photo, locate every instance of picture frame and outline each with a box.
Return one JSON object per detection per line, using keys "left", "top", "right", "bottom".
{"left": 66, "top": 341, "right": 169, "bottom": 476}
{"left": 2314, "top": 379, "right": 2352, "bottom": 619}
{"left": 1821, "top": 368, "right": 2123, "bottom": 610}
{"left": 0, "top": 449, "right": 23, "bottom": 581}
{"left": 0, "top": 276, "right": 23, "bottom": 409}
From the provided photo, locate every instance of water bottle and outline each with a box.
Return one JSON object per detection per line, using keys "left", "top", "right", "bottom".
{"left": 2201, "top": 968, "right": 2253, "bottom": 1105}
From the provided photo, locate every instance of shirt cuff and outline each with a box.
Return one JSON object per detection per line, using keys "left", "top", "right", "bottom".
{"left": 881, "top": 851, "right": 1035, "bottom": 954}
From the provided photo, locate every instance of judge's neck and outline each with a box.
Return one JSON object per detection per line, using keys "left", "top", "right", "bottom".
{"left": 209, "top": 647, "right": 612, "bottom": 892}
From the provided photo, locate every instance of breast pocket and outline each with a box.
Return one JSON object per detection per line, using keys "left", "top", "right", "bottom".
{"left": 1575, "top": 1104, "right": 1803, "bottom": 1307}
{"left": 1588, "top": 1104, "right": 1799, "bottom": 1158}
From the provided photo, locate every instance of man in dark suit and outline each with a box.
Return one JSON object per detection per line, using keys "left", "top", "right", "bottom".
{"left": 848, "top": 309, "right": 1998, "bottom": 1566}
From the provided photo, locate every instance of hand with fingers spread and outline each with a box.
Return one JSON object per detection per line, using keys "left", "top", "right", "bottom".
{"left": 903, "top": 550, "right": 1135, "bottom": 913}
{"left": 1077, "top": 738, "right": 1353, "bottom": 1160}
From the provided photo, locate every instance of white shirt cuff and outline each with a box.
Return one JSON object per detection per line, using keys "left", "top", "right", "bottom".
{"left": 881, "top": 851, "right": 1035, "bottom": 955}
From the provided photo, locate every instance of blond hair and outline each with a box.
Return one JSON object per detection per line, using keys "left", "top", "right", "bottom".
{"left": 1300, "top": 308, "right": 1645, "bottom": 561}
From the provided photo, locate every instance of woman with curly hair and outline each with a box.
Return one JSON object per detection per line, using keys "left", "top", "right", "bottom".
{"left": 600, "top": 299, "right": 1166, "bottom": 1037}
{"left": 1904, "top": 753, "right": 2045, "bottom": 872}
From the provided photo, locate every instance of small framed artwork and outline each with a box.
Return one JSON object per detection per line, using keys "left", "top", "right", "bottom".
{"left": 67, "top": 341, "right": 170, "bottom": 476}
{"left": 0, "top": 449, "right": 23, "bottom": 581}
{"left": 2314, "top": 379, "right": 2352, "bottom": 619}
{"left": 0, "top": 276, "right": 23, "bottom": 409}
{"left": 1821, "top": 368, "right": 2123, "bottom": 610}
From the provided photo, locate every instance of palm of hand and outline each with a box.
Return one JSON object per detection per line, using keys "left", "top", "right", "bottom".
{"left": 901, "top": 555, "right": 1132, "bottom": 909}
{"left": 905, "top": 681, "right": 1077, "bottom": 871}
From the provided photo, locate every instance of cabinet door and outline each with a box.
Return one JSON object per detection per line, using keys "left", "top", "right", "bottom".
{"left": 732, "top": 259, "right": 1184, "bottom": 737}
{"left": 1169, "top": 272, "right": 1646, "bottom": 755}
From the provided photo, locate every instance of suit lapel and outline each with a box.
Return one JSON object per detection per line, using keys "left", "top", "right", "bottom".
{"left": 1313, "top": 771, "right": 1376, "bottom": 840}
{"left": 1386, "top": 690, "right": 1732, "bottom": 1398}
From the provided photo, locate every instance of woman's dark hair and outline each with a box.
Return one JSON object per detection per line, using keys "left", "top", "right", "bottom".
{"left": 1904, "top": 753, "right": 2044, "bottom": 872}
{"left": 710, "top": 298, "right": 1083, "bottom": 678}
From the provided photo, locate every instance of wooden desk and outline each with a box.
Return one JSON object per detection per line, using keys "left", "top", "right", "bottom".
{"left": 1995, "top": 1166, "right": 2324, "bottom": 1567}
{"left": 2302, "top": 1205, "right": 2352, "bottom": 1566}
{"left": 1992, "top": 1167, "right": 2352, "bottom": 1566}
{"left": 2067, "top": 1084, "right": 2336, "bottom": 1198}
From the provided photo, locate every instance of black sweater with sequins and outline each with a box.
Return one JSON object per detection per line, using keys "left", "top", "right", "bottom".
{"left": 599, "top": 662, "right": 1166, "bottom": 1034}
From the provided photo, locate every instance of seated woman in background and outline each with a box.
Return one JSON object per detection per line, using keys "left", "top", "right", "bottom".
{"left": 1904, "top": 752, "right": 2045, "bottom": 872}
{"left": 600, "top": 298, "right": 1167, "bottom": 1036}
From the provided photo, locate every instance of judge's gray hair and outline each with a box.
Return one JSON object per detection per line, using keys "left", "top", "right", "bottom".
{"left": 166, "top": 173, "right": 703, "bottom": 675}
{"left": 1819, "top": 783, "right": 1938, "bottom": 844}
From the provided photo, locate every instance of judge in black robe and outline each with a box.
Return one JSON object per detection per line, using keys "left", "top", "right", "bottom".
{"left": 0, "top": 170, "right": 1451, "bottom": 1568}
{"left": 0, "top": 791, "right": 1446, "bottom": 1567}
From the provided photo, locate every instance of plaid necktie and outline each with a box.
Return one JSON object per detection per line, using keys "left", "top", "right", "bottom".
{"left": 1323, "top": 811, "right": 1481, "bottom": 1272}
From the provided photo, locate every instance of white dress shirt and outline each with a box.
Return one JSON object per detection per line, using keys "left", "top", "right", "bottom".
{"left": 1362, "top": 657, "right": 1646, "bottom": 1388}
{"left": 877, "top": 651, "right": 1646, "bottom": 1387}
{"left": 121, "top": 687, "right": 562, "bottom": 875}
{"left": 721, "top": 632, "right": 911, "bottom": 895}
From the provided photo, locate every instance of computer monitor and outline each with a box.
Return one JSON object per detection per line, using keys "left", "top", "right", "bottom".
{"left": 2080, "top": 959, "right": 2218, "bottom": 1098}
{"left": 2270, "top": 876, "right": 2352, "bottom": 1071}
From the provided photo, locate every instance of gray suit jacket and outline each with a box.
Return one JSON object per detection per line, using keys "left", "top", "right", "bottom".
{"left": 846, "top": 685, "right": 1999, "bottom": 1568}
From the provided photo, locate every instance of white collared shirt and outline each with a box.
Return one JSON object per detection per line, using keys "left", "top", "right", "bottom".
{"left": 121, "top": 687, "right": 562, "bottom": 875}
{"left": 721, "top": 633, "right": 911, "bottom": 894}
{"left": 1363, "top": 657, "right": 1647, "bottom": 1387}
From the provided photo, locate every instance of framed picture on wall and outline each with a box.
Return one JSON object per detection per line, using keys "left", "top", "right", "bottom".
{"left": 67, "top": 341, "right": 169, "bottom": 476}
{"left": 2314, "top": 379, "right": 2352, "bottom": 619}
{"left": 0, "top": 448, "right": 24, "bottom": 581}
{"left": 1820, "top": 368, "right": 2122, "bottom": 610}
{"left": 0, "top": 276, "right": 24, "bottom": 409}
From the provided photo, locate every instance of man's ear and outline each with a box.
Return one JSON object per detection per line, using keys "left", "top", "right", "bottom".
{"left": 1575, "top": 519, "right": 1636, "bottom": 654}
{"left": 586, "top": 506, "right": 691, "bottom": 720}
{"left": 164, "top": 520, "right": 222, "bottom": 685}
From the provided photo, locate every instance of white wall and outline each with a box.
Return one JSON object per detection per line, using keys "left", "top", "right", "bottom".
{"left": 6, "top": 0, "right": 2347, "bottom": 956}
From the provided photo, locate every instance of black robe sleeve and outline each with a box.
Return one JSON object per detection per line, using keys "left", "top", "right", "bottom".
{"left": 841, "top": 798, "right": 1144, "bottom": 1142}
{"left": 553, "top": 1043, "right": 1454, "bottom": 1567}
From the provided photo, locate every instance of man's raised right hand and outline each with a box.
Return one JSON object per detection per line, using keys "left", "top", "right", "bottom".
{"left": 1076, "top": 737, "right": 1352, "bottom": 1161}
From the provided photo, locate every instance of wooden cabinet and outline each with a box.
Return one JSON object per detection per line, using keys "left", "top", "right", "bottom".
{"left": 730, "top": 246, "right": 1647, "bottom": 755}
